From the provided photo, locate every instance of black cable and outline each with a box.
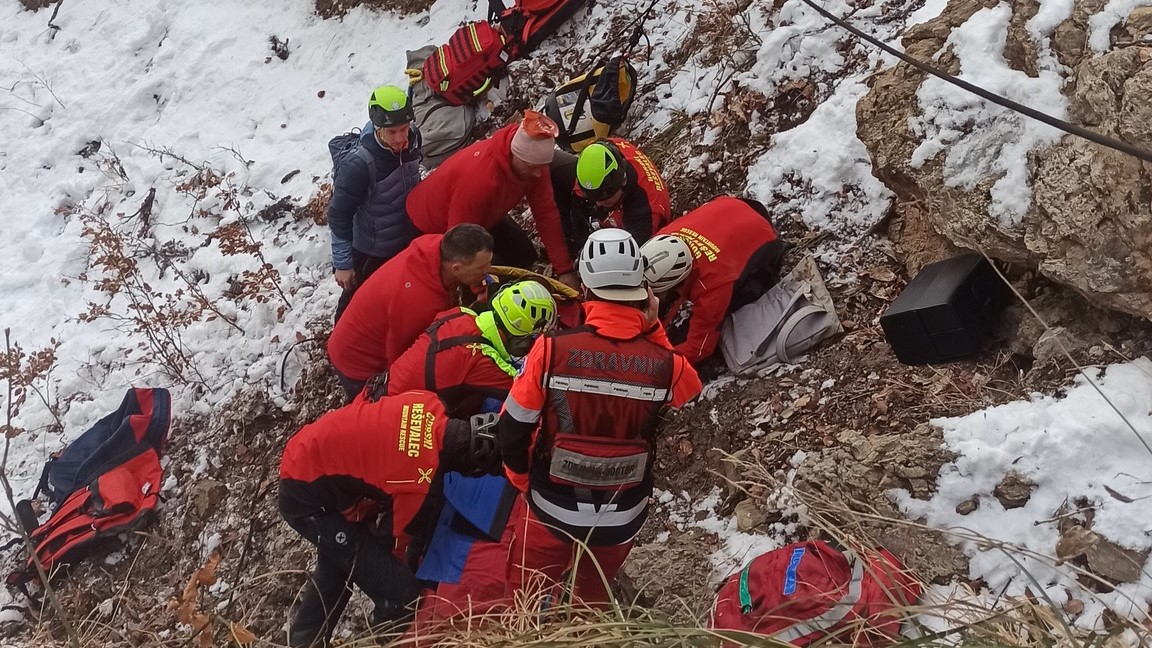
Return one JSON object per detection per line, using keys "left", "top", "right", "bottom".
{"left": 796, "top": 0, "right": 1152, "bottom": 164}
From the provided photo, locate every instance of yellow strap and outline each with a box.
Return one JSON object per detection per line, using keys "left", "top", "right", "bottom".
{"left": 490, "top": 265, "right": 580, "bottom": 300}
{"left": 405, "top": 68, "right": 423, "bottom": 85}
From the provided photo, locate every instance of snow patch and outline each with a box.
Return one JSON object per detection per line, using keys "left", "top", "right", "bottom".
{"left": 1089, "top": 0, "right": 1152, "bottom": 52}
{"left": 746, "top": 79, "right": 893, "bottom": 235}
{"left": 892, "top": 359, "right": 1152, "bottom": 630}
{"left": 908, "top": 4, "right": 1068, "bottom": 226}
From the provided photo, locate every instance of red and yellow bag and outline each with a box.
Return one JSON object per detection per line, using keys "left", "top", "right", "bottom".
{"left": 422, "top": 21, "right": 509, "bottom": 106}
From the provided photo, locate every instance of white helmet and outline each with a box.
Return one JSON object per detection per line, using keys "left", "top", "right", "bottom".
{"left": 578, "top": 228, "right": 648, "bottom": 301}
{"left": 641, "top": 234, "right": 693, "bottom": 294}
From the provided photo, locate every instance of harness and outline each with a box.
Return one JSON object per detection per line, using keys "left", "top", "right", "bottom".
{"left": 423, "top": 309, "right": 517, "bottom": 391}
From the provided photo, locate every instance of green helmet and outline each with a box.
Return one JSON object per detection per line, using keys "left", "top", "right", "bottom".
{"left": 368, "top": 85, "right": 414, "bottom": 128}
{"left": 575, "top": 141, "right": 626, "bottom": 202}
{"left": 492, "top": 281, "right": 557, "bottom": 337}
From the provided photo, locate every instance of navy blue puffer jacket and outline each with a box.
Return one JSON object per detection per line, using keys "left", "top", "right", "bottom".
{"left": 328, "top": 124, "right": 423, "bottom": 268}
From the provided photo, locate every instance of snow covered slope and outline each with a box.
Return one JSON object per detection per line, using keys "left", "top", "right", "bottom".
{"left": 0, "top": 0, "right": 491, "bottom": 494}
{"left": 1, "top": 0, "right": 1151, "bottom": 641}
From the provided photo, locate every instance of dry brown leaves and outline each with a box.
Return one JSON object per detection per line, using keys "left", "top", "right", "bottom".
{"left": 167, "top": 551, "right": 221, "bottom": 648}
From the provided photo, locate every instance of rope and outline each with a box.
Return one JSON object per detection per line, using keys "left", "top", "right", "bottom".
{"left": 490, "top": 265, "right": 581, "bottom": 299}
{"left": 795, "top": 0, "right": 1152, "bottom": 164}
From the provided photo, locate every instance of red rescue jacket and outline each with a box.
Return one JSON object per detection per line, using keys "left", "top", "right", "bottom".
{"left": 279, "top": 391, "right": 448, "bottom": 557}
{"left": 387, "top": 308, "right": 516, "bottom": 417}
{"left": 657, "top": 196, "right": 782, "bottom": 364}
{"left": 573, "top": 138, "right": 670, "bottom": 243}
{"left": 328, "top": 235, "right": 454, "bottom": 381}
{"left": 405, "top": 124, "right": 574, "bottom": 275}
{"left": 500, "top": 301, "right": 701, "bottom": 543}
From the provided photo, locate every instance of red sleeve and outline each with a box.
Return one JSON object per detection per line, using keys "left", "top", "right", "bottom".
{"left": 527, "top": 174, "right": 575, "bottom": 275}
{"left": 386, "top": 299, "right": 437, "bottom": 367}
{"left": 498, "top": 336, "right": 548, "bottom": 491}
{"left": 668, "top": 354, "right": 702, "bottom": 407}
{"left": 462, "top": 356, "right": 515, "bottom": 394}
{"left": 674, "top": 281, "right": 735, "bottom": 364}
{"left": 504, "top": 336, "right": 547, "bottom": 420}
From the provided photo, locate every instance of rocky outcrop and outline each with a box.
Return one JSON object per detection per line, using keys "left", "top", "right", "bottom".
{"left": 794, "top": 425, "right": 969, "bottom": 583}
{"left": 858, "top": 0, "right": 1152, "bottom": 320}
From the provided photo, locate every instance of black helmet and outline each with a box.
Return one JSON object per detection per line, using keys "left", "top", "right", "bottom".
{"left": 368, "top": 85, "right": 415, "bottom": 128}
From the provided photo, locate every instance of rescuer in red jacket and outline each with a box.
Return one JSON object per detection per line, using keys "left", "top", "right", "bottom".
{"left": 386, "top": 281, "right": 557, "bottom": 417}
{"left": 551, "top": 138, "right": 671, "bottom": 257}
{"left": 327, "top": 224, "right": 494, "bottom": 401}
{"left": 640, "top": 196, "right": 786, "bottom": 365}
{"left": 496, "top": 228, "right": 702, "bottom": 604}
{"left": 279, "top": 389, "right": 500, "bottom": 648}
{"left": 405, "top": 110, "right": 579, "bottom": 289}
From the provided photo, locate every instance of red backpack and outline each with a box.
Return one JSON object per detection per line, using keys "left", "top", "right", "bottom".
{"left": 6, "top": 388, "right": 171, "bottom": 590}
{"left": 711, "top": 540, "right": 921, "bottom": 646}
{"left": 422, "top": 21, "right": 510, "bottom": 106}
{"left": 489, "top": 0, "right": 588, "bottom": 57}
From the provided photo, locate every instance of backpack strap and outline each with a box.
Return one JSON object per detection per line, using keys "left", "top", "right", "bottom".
{"left": 487, "top": 0, "right": 506, "bottom": 22}
{"left": 424, "top": 310, "right": 497, "bottom": 390}
{"left": 749, "top": 287, "right": 808, "bottom": 361}
{"left": 565, "top": 58, "right": 606, "bottom": 138}
{"left": 774, "top": 304, "right": 829, "bottom": 365}
{"left": 33, "top": 457, "right": 54, "bottom": 501}
{"left": 772, "top": 550, "right": 865, "bottom": 644}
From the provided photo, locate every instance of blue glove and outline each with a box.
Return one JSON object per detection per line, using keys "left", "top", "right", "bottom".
{"left": 480, "top": 397, "right": 503, "bottom": 414}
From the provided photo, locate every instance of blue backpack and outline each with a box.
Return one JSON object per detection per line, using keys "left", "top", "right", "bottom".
{"left": 328, "top": 131, "right": 378, "bottom": 194}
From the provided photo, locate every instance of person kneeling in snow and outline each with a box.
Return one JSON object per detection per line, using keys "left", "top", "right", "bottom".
{"left": 640, "top": 196, "right": 785, "bottom": 365}
{"left": 404, "top": 110, "right": 580, "bottom": 289}
{"left": 497, "top": 228, "right": 702, "bottom": 605}
{"left": 386, "top": 281, "right": 557, "bottom": 417}
{"left": 278, "top": 389, "right": 500, "bottom": 648}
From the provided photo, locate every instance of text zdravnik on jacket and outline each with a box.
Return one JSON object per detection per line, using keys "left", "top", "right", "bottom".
{"left": 405, "top": 123, "right": 574, "bottom": 275}
{"left": 499, "top": 300, "right": 702, "bottom": 502}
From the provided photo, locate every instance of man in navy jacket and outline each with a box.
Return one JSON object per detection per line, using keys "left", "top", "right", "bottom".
{"left": 329, "top": 85, "right": 424, "bottom": 320}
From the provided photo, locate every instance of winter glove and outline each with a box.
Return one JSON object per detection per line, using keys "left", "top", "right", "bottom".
{"left": 304, "top": 513, "right": 367, "bottom": 556}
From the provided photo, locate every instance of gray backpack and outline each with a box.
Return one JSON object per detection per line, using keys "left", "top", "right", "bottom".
{"left": 406, "top": 46, "right": 509, "bottom": 170}
{"left": 720, "top": 255, "right": 842, "bottom": 376}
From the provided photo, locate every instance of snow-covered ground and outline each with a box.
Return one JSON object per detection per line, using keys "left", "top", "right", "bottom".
{"left": 2, "top": 0, "right": 1152, "bottom": 641}
{"left": 1, "top": 0, "right": 487, "bottom": 495}
{"left": 894, "top": 359, "right": 1152, "bottom": 634}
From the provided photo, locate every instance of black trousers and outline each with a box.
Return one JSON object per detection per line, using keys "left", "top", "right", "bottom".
{"left": 285, "top": 513, "right": 419, "bottom": 648}
{"left": 490, "top": 215, "right": 539, "bottom": 270}
{"left": 333, "top": 248, "right": 391, "bottom": 324}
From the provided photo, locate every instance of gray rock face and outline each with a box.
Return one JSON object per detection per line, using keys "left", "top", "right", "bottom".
{"left": 858, "top": 0, "right": 1152, "bottom": 320}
